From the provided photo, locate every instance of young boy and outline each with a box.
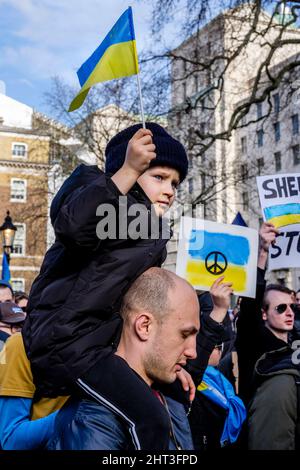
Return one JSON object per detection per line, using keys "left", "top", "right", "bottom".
{"left": 22, "top": 122, "right": 189, "bottom": 449}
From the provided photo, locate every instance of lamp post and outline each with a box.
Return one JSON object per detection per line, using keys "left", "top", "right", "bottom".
{"left": 0, "top": 211, "right": 17, "bottom": 264}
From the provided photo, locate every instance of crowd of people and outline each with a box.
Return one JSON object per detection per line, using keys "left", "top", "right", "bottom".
{"left": 1, "top": 122, "right": 300, "bottom": 451}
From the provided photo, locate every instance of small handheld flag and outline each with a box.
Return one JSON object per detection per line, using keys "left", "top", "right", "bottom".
{"left": 1, "top": 253, "right": 11, "bottom": 282}
{"left": 69, "top": 7, "right": 139, "bottom": 112}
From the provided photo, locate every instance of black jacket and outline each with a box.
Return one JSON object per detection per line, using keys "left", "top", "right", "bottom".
{"left": 248, "top": 346, "right": 300, "bottom": 450}
{"left": 22, "top": 164, "right": 169, "bottom": 396}
{"left": 235, "top": 268, "right": 287, "bottom": 404}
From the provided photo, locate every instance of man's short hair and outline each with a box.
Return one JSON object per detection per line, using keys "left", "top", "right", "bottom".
{"left": 14, "top": 291, "right": 29, "bottom": 304}
{"left": 262, "top": 284, "right": 293, "bottom": 311}
{"left": 120, "top": 268, "right": 177, "bottom": 323}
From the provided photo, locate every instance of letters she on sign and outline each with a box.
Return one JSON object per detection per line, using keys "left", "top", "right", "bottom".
{"left": 262, "top": 175, "right": 300, "bottom": 199}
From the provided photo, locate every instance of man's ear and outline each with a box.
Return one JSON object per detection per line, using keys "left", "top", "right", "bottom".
{"left": 134, "top": 313, "right": 154, "bottom": 341}
{"left": 262, "top": 308, "right": 267, "bottom": 321}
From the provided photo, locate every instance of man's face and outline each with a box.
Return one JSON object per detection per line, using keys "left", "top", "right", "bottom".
{"left": 143, "top": 284, "right": 200, "bottom": 384}
{"left": 0, "top": 287, "right": 13, "bottom": 303}
{"left": 296, "top": 292, "right": 300, "bottom": 305}
{"left": 137, "top": 166, "right": 180, "bottom": 216}
{"left": 262, "top": 290, "right": 295, "bottom": 333}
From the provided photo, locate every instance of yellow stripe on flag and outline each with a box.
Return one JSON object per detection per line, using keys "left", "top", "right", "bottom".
{"left": 186, "top": 259, "right": 247, "bottom": 292}
{"left": 268, "top": 213, "right": 300, "bottom": 229}
{"left": 69, "top": 40, "right": 138, "bottom": 112}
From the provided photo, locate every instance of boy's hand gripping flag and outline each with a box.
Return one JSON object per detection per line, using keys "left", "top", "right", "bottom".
{"left": 69, "top": 7, "right": 139, "bottom": 112}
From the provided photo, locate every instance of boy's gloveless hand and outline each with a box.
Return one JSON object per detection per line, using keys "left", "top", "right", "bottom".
{"left": 111, "top": 128, "right": 156, "bottom": 195}
{"left": 123, "top": 128, "right": 156, "bottom": 177}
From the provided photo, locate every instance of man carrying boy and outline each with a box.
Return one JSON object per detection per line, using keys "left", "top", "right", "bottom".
{"left": 23, "top": 123, "right": 189, "bottom": 449}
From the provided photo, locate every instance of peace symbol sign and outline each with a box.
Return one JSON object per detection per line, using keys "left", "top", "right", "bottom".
{"left": 205, "top": 251, "right": 228, "bottom": 275}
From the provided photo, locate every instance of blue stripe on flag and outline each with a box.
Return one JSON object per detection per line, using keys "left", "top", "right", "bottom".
{"left": 264, "top": 203, "right": 300, "bottom": 220}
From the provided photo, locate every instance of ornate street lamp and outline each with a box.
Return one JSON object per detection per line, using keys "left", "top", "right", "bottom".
{"left": 0, "top": 211, "right": 17, "bottom": 263}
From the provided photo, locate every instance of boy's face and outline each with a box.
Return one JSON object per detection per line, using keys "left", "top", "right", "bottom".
{"left": 137, "top": 166, "right": 180, "bottom": 216}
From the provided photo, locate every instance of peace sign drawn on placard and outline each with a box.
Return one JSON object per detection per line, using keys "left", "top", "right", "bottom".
{"left": 205, "top": 251, "right": 228, "bottom": 275}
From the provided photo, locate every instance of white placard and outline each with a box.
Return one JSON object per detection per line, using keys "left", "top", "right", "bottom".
{"left": 176, "top": 217, "right": 258, "bottom": 298}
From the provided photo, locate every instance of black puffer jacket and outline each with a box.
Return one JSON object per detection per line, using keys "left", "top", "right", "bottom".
{"left": 22, "top": 164, "right": 169, "bottom": 396}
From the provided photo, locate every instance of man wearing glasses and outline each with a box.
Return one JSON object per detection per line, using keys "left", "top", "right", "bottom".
{"left": 236, "top": 222, "right": 300, "bottom": 450}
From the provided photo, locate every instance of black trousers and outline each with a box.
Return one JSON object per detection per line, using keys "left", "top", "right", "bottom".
{"left": 77, "top": 353, "right": 171, "bottom": 450}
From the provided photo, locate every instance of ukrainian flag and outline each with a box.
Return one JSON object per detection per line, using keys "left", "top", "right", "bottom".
{"left": 1, "top": 253, "right": 11, "bottom": 282}
{"left": 186, "top": 230, "right": 250, "bottom": 291}
{"left": 264, "top": 203, "right": 300, "bottom": 228}
{"left": 69, "top": 7, "right": 139, "bottom": 112}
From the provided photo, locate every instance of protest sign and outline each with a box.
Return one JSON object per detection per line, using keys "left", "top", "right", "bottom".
{"left": 176, "top": 217, "right": 258, "bottom": 298}
{"left": 257, "top": 173, "right": 300, "bottom": 270}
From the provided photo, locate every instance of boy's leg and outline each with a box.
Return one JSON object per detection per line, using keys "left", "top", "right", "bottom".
{"left": 76, "top": 353, "right": 170, "bottom": 450}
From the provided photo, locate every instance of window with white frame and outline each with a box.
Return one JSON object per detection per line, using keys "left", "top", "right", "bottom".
{"left": 12, "top": 143, "right": 27, "bottom": 158}
{"left": 241, "top": 136, "right": 247, "bottom": 154}
{"left": 13, "top": 223, "right": 26, "bottom": 255}
{"left": 11, "top": 278, "right": 25, "bottom": 292}
{"left": 10, "top": 179, "right": 27, "bottom": 202}
{"left": 292, "top": 114, "right": 299, "bottom": 135}
{"left": 257, "top": 129, "right": 264, "bottom": 147}
{"left": 257, "top": 103, "right": 263, "bottom": 119}
{"left": 273, "top": 93, "right": 280, "bottom": 113}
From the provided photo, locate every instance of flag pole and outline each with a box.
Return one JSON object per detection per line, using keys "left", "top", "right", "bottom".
{"left": 136, "top": 73, "right": 146, "bottom": 129}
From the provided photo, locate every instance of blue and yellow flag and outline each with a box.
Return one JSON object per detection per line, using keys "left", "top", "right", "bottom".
{"left": 69, "top": 7, "right": 139, "bottom": 112}
{"left": 1, "top": 253, "right": 11, "bottom": 282}
{"left": 264, "top": 203, "right": 300, "bottom": 228}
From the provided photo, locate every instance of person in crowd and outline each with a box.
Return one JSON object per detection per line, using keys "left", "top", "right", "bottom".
{"left": 235, "top": 222, "right": 280, "bottom": 404}
{"left": 48, "top": 268, "right": 199, "bottom": 450}
{"left": 22, "top": 123, "right": 193, "bottom": 450}
{"left": 0, "top": 281, "right": 14, "bottom": 303}
{"left": 187, "top": 277, "right": 246, "bottom": 451}
{"left": 0, "top": 301, "right": 26, "bottom": 352}
{"left": 0, "top": 332, "right": 68, "bottom": 449}
{"left": 247, "top": 284, "right": 300, "bottom": 449}
{"left": 14, "top": 292, "right": 29, "bottom": 312}
{"left": 296, "top": 289, "right": 300, "bottom": 305}
{"left": 235, "top": 222, "right": 300, "bottom": 449}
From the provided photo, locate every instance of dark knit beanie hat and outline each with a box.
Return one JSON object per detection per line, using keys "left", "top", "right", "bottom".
{"left": 105, "top": 122, "right": 188, "bottom": 182}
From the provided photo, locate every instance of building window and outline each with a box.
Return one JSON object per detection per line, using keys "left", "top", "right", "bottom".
{"left": 241, "top": 136, "right": 247, "bottom": 154}
{"left": 292, "top": 144, "right": 300, "bottom": 165}
{"left": 188, "top": 178, "right": 194, "bottom": 194}
{"left": 194, "top": 74, "right": 198, "bottom": 92}
{"left": 206, "top": 69, "right": 211, "bottom": 86}
{"left": 257, "top": 102, "right": 262, "bottom": 119}
{"left": 201, "top": 173, "right": 206, "bottom": 191}
{"left": 188, "top": 129, "right": 194, "bottom": 150}
{"left": 11, "top": 278, "right": 25, "bottom": 292}
{"left": 240, "top": 164, "right": 248, "bottom": 181}
{"left": 273, "top": 93, "right": 280, "bottom": 113}
{"left": 292, "top": 114, "right": 299, "bottom": 135}
{"left": 274, "top": 122, "right": 281, "bottom": 142}
{"left": 242, "top": 192, "right": 249, "bottom": 211}
{"left": 10, "top": 179, "right": 27, "bottom": 202}
{"left": 257, "top": 129, "right": 264, "bottom": 147}
{"left": 182, "top": 82, "right": 186, "bottom": 100}
{"left": 12, "top": 143, "right": 27, "bottom": 158}
{"left": 199, "top": 122, "right": 205, "bottom": 135}
{"left": 274, "top": 151, "right": 281, "bottom": 171}
{"left": 13, "top": 223, "right": 26, "bottom": 256}
{"left": 257, "top": 157, "right": 264, "bottom": 175}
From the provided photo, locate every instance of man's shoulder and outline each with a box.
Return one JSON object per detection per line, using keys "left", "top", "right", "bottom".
{"left": 51, "top": 398, "right": 132, "bottom": 450}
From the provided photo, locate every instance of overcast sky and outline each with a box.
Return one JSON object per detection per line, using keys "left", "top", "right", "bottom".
{"left": 0, "top": 0, "right": 156, "bottom": 116}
